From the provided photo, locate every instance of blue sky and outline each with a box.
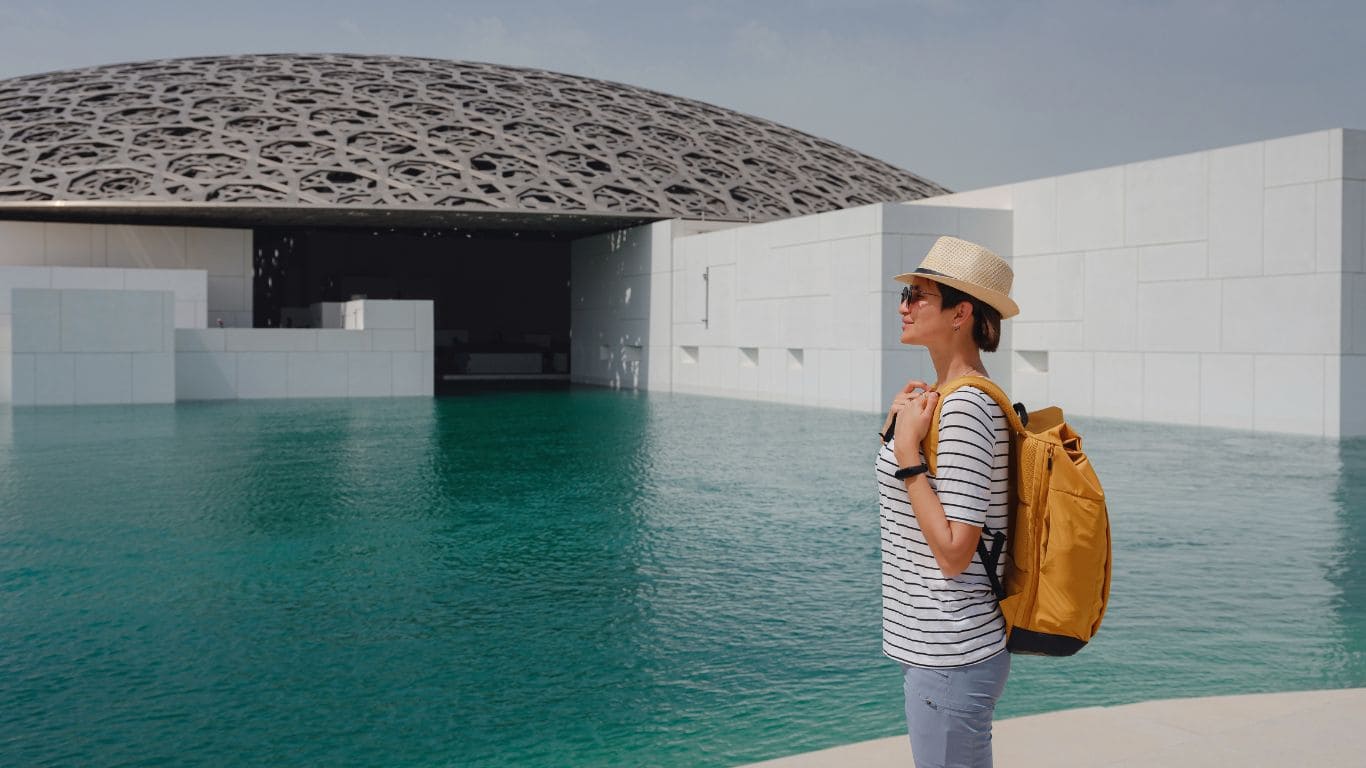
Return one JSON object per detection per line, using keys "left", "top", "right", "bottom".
{"left": 1, "top": 0, "right": 1362, "bottom": 190}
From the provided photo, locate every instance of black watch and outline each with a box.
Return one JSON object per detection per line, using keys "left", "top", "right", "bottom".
{"left": 894, "top": 463, "right": 929, "bottom": 480}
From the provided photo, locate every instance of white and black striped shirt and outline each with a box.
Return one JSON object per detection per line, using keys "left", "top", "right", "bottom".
{"left": 877, "top": 386, "right": 1010, "bottom": 668}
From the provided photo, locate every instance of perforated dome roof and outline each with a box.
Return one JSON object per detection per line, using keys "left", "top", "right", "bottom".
{"left": 0, "top": 54, "right": 948, "bottom": 230}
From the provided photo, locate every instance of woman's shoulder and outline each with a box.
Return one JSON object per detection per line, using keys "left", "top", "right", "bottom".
{"left": 943, "top": 384, "right": 1004, "bottom": 412}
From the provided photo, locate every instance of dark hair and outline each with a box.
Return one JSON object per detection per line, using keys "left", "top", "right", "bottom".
{"left": 937, "top": 283, "right": 1002, "bottom": 352}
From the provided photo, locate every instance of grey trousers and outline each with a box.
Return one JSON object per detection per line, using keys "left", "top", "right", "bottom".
{"left": 902, "top": 650, "right": 1011, "bottom": 768}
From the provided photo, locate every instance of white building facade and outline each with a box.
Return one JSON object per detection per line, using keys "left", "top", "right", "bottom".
{"left": 572, "top": 129, "right": 1366, "bottom": 438}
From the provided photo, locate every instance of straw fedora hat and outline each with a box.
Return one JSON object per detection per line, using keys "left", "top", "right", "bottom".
{"left": 894, "top": 236, "right": 1019, "bottom": 319}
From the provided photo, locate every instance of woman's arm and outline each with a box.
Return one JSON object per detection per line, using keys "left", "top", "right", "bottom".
{"left": 892, "top": 390, "right": 995, "bottom": 579}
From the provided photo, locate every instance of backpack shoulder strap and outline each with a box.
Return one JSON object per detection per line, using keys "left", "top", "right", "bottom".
{"left": 922, "top": 375, "right": 1024, "bottom": 475}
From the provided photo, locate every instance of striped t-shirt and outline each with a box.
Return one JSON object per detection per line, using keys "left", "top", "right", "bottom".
{"left": 877, "top": 386, "right": 1010, "bottom": 668}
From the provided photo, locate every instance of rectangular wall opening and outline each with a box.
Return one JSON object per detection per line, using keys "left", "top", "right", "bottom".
{"left": 1016, "top": 350, "right": 1049, "bottom": 373}
{"left": 739, "top": 347, "right": 759, "bottom": 368}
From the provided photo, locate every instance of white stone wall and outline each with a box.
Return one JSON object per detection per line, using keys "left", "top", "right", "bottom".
{"left": 0, "top": 265, "right": 207, "bottom": 331}
{"left": 570, "top": 220, "right": 677, "bottom": 391}
{"left": 0, "top": 222, "right": 251, "bottom": 327}
{"left": 916, "top": 128, "right": 1366, "bottom": 437}
{"left": 175, "top": 300, "right": 434, "bottom": 400}
{"left": 7, "top": 288, "right": 175, "bottom": 405}
{"left": 569, "top": 205, "right": 1010, "bottom": 413}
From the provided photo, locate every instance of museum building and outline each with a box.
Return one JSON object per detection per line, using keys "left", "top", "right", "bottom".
{"left": 1, "top": 53, "right": 1363, "bottom": 436}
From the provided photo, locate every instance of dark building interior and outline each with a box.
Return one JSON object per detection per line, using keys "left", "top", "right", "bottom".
{"left": 252, "top": 227, "right": 571, "bottom": 387}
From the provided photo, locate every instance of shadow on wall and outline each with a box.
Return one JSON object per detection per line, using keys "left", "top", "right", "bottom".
{"left": 574, "top": 226, "right": 653, "bottom": 391}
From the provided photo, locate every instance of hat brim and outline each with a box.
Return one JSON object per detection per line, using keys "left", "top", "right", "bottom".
{"left": 894, "top": 270, "right": 1020, "bottom": 319}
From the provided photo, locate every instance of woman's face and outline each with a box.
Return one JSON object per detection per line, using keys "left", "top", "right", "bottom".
{"left": 898, "top": 277, "right": 949, "bottom": 346}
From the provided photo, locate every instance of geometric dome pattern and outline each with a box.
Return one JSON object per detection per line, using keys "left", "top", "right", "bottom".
{"left": 0, "top": 54, "right": 949, "bottom": 222}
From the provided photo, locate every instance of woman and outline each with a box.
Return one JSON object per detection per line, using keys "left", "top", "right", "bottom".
{"left": 876, "top": 236, "right": 1019, "bottom": 768}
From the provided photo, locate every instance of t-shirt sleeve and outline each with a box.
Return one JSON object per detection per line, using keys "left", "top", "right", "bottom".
{"left": 933, "top": 389, "right": 1003, "bottom": 527}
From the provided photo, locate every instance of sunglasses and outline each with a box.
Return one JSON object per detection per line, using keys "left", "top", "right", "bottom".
{"left": 899, "top": 285, "right": 939, "bottom": 305}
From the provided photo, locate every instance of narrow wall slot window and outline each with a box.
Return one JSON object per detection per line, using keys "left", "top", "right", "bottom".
{"left": 787, "top": 348, "right": 804, "bottom": 370}
{"left": 680, "top": 346, "right": 699, "bottom": 365}
{"left": 740, "top": 347, "right": 759, "bottom": 368}
{"left": 702, "top": 266, "right": 710, "bottom": 329}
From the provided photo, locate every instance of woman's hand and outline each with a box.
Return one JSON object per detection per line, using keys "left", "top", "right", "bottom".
{"left": 893, "top": 390, "right": 939, "bottom": 467}
{"left": 882, "top": 380, "right": 929, "bottom": 439}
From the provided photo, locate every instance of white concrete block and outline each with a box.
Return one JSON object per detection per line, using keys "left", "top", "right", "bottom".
{"left": 175, "top": 328, "right": 226, "bottom": 352}
{"left": 0, "top": 221, "right": 45, "bottom": 266}
{"left": 236, "top": 352, "right": 288, "bottom": 399}
{"left": 61, "top": 289, "right": 167, "bottom": 353}
{"left": 1057, "top": 167, "right": 1124, "bottom": 252}
{"left": 1342, "top": 355, "right": 1366, "bottom": 437}
{"left": 1222, "top": 273, "right": 1340, "bottom": 355}
{"left": 225, "top": 328, "right": 318, "bottom": 352}
{"left": 1324, "top": 354, "right": 1340, "bottom": 439}
{"left": 882, "top": 201, "right": 957, "bottom": 237}
{"left": 1253, "top": 354, "right": 1324, "bottom": 435}
{"left": 954, "top": 208, "right": 1014, "bottom": 258}
{"left": 287, "top": 352, "right": 347, "bottom": 398}
{"left": 1199, "top": 353, "right": 1255, "bottom": 431}
{"left": 50, "top": 267, "right": 125, "bottom": 291}
{"left": 1265, "top": 131, "right": 1332, "bottom": 187}
{"left": 1092, "top": 352, "right": 1143, "bottom": 420}
{"left": 74, "top": 353, "right": 133, "bottom": 405}
{"left": 1137, "top": 242, "right": 1206, "bottom": 282}
{"left": 344, "top": 351, "right": 391, "bottom": 397}
{"left": 186, "top": 228, "right": 248, "bottom": 276}
{"left": 1012, "top": 178, "right": 1058, "bottom": 257}
{"left": 1207, "top": 142, "right": 1264, "bottom": 278}
{"left": 33, "top": 353, "right": 75, "bottom": 405}
{"left": 121, "top": 267, "right": 198, "bottom": 299}
{"left": 106, "top": 226, "right": 186, "bottom": 269}
{"left": 1141, "top": 353, "right": 1200, "bottom": 425}
{"left": 12, "top": 288, "right": 60, "bottom": 353}
{"left": 1048, "top": 351, "right": 1093, "bottom": 417}
{"left": 1137, "top": 280, "right": 1220, "bottom": 352}
{"left": 817, "top": 203, "right": 879, "bottom": 240}
{"left": 898, "top": 234, "right": 942, "bottom": 276}
{"left": 352, "top": 299, "right": 409, "bottom": 329}
{"left": 818, "top": 349, "right": 851, "bottom": 408}
{"left": 391, "top": 351, "right": 424, "bottom": 396}
{"left": 174, "top": 301, "right": 198, "bottom": 329}
{"left": 370, "top": 329, "right": 417, "bottom": 352}
{"left": 132, "top": 352, "right": 174, "bottom": 403}
{"left": 1348, "top": 273, "right": 1366, "bottom": 355}
{"left": 1084, "top": 248, "right": 1138, "bottom": 350}
{"left": 44, "top": 223, "right": 100, "bottom": 267}
{"left": 414, "top": 301, "right": 433, "bottom": 351}
{"left": 1011, "top": 369, "right": 1048, "bottom": 411}
{"left": 1124, "top": 153, "right": 1207, "bottom": 246}
{"left": 175, "top": 351, "right": 237, "bottom": 400}
{"left": 208, "top": 276, "right": 247, "bottom": 312}
{"left": 316, "top": 329, "right": 371, "bottom": 352}
{"left": 1342, "top": 129, "right": 1366, "bottom": 181}
{"left": 766, "top": 212, "right": 821, "bottom": 248}
{"left": 1011, "top": 321, "right": 1084, "bottom": 351}
{"left": 1344, "top": 181, "right": 1366, "bottom": 273}
{"left": 1012, "top": 252, "right": 1083, "bottom": 323}
{"left": 10, "top": 353, "right": 34, "bottom": 405}
{"left": 1316, "top": 180, "right": 1349, "bottom": 273}
{"left": 1263, "top": 183, "right": 1317, "bottom": 275}
{"left": 0, "top": 266, "right": 53, "bottom": 312}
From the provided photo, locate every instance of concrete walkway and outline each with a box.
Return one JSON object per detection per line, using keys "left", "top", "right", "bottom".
{"left": 738, "top": 688, "right": 1366, "bottom": 767}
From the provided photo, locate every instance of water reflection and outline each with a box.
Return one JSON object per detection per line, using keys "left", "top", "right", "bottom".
{"left": 1332, "top": 438, "right": 1366, "bottom": 681}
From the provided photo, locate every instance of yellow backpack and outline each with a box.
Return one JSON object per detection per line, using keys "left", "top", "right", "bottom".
{"left": 922, "top": 376, "right": 1111, "bottom": 656}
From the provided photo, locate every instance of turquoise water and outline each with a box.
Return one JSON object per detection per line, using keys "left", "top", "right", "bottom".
{"left": 0, "top": 390, "right": 1362, "bottom": 766}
